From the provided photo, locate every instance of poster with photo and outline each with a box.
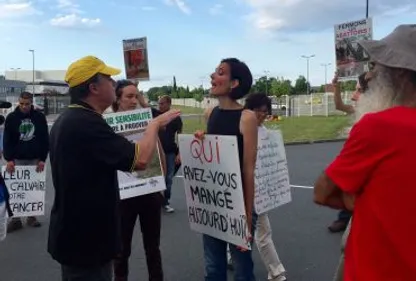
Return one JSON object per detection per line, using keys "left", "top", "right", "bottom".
{"left": 334, "top": 18, "right": 373, "bottom": 80}
{"left": 122, "top": 37, "right": 150, "bottom": 81}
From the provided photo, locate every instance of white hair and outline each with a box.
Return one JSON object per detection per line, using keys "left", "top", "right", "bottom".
{"left": 354, "top": 66, "right": 397, "bottom": 123}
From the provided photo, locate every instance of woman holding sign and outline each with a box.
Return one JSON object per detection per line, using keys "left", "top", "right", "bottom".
{"left": 112, "top": 79, "right": 165, "bottom": 281}
{"left": 195, "top": 58, "right": 258, "bottom": 281}
{"left": 234, "top": 93, "right": 287, "bottom": 281}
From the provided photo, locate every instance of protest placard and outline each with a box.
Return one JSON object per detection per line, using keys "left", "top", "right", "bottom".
{"left": 254, "top": 127, "right": 291, "bottom": 214}
{"left": 178, "top": 134, "right": 251, "bottom": 249}
{"left": 334, "top": 18, "right": 373, "bottom": 80}
{"left": 104, "top": 108, "right": 166, "bottom": 199}
{"left": 122, "top": 37, "right": 150, "bottom": 81}
{"left": 2, "top": 166, "right": 46, "bottom": 217}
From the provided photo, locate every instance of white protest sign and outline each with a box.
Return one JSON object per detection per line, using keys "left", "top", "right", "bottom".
{"left": 178, "top": 134, "right": 251, "bottom": 249}
{"left": 2, "top": 166, "right": 46, "bottom": 217}
{"left": 0, "top": 202, "right": 7, "bottom": 241}
{"left": 104, "top": 108, "right": 166, "bottom": 199}
{"left": 254, "top": 127, "right": 291, "bottom": 214}
{"left": 104, "top": 108, "right": 152, "bottom": 134}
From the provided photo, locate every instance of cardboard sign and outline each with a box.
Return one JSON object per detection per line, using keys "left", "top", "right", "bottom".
{"left": 104, "top": 108, "right": 166, "bottom": 199}
{"left": 178, "top": 134, "right": 251, "bottom": 249}
{"left": 334, "top": 18, "right": 373, "bottom": 80}
{"left": 122, "top": 37, "right": 150, "bottom": 81}
{"left": 2, "top": 166, "right": 46, "bottom": 217}
{"left": 254, "top": 127, "right": 291, "bottom": 214}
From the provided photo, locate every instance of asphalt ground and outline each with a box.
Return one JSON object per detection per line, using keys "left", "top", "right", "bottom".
{"left": 0, "top": 141, "right": 346, "bottom": 281}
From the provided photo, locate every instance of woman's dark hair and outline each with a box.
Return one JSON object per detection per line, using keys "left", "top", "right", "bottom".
{"left": 244, "top": 93, "right": 272, "bottom": 115}
{"left": 69, "top": 74, "right": 100, "bottom": 103}
{"left": 221, "top": 58, "right": 253, "bottom": 100}
{"left": 358, "top": 72, "right": 369, "bottom": 92}
{"left": 112, "top": 79, "right": 136, "bottom": 112}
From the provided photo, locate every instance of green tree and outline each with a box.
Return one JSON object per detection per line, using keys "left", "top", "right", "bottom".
{"left": 194, "top": 92, "right": 204, "bottom": 102}
{"left": 294, "top": 76, "right": 308, "bottom": 95}
{"left": 173, "top": 76, "right": 177, "bottom": 93}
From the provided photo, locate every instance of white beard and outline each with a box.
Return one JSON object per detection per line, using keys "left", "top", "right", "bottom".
{"left": 354, "top": 68, "right": 397, "bottom": 123}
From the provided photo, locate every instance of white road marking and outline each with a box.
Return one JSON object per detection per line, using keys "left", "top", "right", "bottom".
{"left": 174, "top": 175, "right": 313, "bottom": 189}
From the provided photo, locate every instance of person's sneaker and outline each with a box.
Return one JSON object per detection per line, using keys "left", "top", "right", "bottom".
{"left": 271, "top": 274, "right": 287, "bottom": 281}
{"left": 227, "top": 259, "right": 233, "bottom": 270}
{"left": 7, "top": 218, "right": 23, "bottom": 233}
{"left": 164, "top": 205, "right": 175, "bottom": 213}
{"left": 328, "top": 220, "right": 347, "bottom": 233}
{"left": 26, "top": 216, "right": 41, "bottom": 228}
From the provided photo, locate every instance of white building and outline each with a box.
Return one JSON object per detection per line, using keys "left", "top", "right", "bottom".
{"left": 4, "top": 70, "right": 68, "bottom": 95}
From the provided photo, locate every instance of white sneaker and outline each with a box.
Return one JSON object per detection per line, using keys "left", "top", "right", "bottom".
{"left": 164, "top": 205, "right": 175, "bottom": 213}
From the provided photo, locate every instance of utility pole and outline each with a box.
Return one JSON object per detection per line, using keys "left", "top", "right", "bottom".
{"left": 29, "top": 49, "right": 35, "bottom": 99}
{"left": 366, "top": 0, "right": 369, "bottom": 18}
{"left": 264, "top": 70, "right": 270, "bottom": 95}
{"left": 302, "top": 54, "right": 315, "bottom": 116}
{"left": 321, "top": 63, "right": 331, "bottom": 85}
{"left": 301, "top": 55, "right": 315, "bottom": 95}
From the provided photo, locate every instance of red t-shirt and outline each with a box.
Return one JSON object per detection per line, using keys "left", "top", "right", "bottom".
{"left": 326, "top": 106, "right": 416, "bottom": 281}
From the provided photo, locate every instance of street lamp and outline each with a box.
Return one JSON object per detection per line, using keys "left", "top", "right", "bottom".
{"left": 264, "top": 70, "right": 270, "bottom": 95}
{"left": 28, "top": 49, "right": 35, "bottom": 99}
{"left": 301, "top": 54, "right": 315, "bottom": 95}
{"left": 320, "top": 63, "right": 331, "bottom": 85}
{"left": 10, "top": 67, "right": 21, "bottom": 80}
{"left": 366, "top": 0, "right": 369, "bottom": 18}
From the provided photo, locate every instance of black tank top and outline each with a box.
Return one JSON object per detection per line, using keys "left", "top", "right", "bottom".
{"left": 207, "top": 106, "right": 244, "bottom": 173}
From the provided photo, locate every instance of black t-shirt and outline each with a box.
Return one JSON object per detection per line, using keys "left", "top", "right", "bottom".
{"left": 152, "top": 108, "right": 182, "bottom": 154}
{"left": 47, "top": 101, "right": 137, "bottom": 267}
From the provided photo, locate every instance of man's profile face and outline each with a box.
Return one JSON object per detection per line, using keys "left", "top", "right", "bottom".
{"left": 18, "top": 98, "right": 32, "bottom": 114}
{"left": 158, "top": 98, "right": 170, "bottom": 113}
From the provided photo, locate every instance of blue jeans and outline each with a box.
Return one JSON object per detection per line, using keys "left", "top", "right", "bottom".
{"left": 203, "top": 213, "right": 257, "bottom": 281}
{"left": 337, "top": 210, "right": 352, "bottom": 223}
{"left": 163, "top": 153, "right": 176, "bottom": 206}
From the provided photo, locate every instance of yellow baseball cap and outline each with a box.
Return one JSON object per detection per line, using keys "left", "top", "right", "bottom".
{"left": 65, "top": 55, "right": 121, "bottom": 88}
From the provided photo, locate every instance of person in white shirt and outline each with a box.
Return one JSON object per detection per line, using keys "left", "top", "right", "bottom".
{"left": 228, "top": 93, "right": 287, "bottom": 281}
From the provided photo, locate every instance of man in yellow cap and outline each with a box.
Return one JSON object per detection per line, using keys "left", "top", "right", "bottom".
{"left": 47, "top": 56, "right": 180, "bottom": 281}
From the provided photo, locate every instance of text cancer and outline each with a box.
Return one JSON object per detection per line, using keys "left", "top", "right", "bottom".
{"left": 10, "top": 201, "right": 44, "bottom": 213}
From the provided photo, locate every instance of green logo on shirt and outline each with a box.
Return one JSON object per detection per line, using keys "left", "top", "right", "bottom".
{"left": 19, "top": 119, "right": 35, "bottom": 141}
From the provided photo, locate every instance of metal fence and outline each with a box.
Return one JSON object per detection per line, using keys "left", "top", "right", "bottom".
{"left": 0, "top": 94, "right": 70, "bottom": 116}
{"left": 171, "top": 92, "right": 355, "bottom": 117}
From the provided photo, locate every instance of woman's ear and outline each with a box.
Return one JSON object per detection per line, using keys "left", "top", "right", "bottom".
{"left": 230, "top": 79, "right": 239, "bottom": 90}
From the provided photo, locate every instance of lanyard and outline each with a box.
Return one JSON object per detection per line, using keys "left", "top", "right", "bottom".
{"left": 68, "top": 104, "right": 102, "bottom": 116}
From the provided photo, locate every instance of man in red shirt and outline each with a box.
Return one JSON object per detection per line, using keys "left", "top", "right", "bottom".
{"left": 314, "top": 24, "right": 416, "bottom": 281}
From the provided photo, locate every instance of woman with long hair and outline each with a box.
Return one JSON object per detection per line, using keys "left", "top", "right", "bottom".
{"left": 112, "top": 79, "right": 166, "bottom": 281}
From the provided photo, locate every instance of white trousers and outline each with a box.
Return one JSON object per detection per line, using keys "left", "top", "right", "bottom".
{"left": 228, "top": 213, "right": 286, "bottom": 280}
